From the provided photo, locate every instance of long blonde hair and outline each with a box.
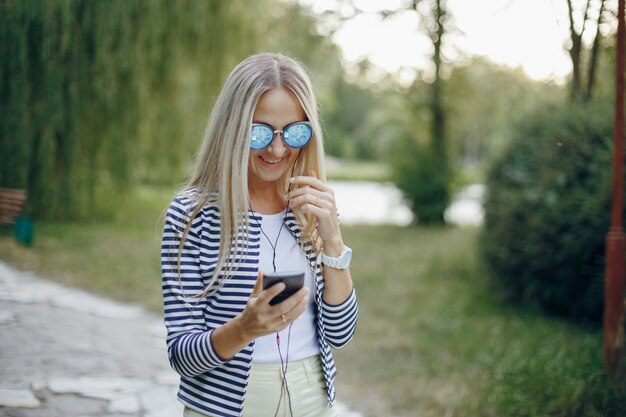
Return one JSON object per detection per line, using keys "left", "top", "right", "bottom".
{"left": 177, "top": 52, "right": 326, "bottom": 296}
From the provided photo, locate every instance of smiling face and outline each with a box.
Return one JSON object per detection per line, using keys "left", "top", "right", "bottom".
{"left": 248, "top": 86, "right": 308, "bottom": 191}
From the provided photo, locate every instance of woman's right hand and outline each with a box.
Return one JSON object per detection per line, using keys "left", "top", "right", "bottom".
{"left": 238, "top": 270, "right": 310, "bottom": 340}
{"left": 211, "top": 270, "right": 310, "bottom": 361}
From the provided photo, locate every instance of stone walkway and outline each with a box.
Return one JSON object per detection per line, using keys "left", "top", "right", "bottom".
{"left": 0, "top": 261, "right": 362, "bottom": 417}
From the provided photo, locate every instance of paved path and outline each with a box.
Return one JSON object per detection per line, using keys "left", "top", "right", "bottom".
{"left": 0, "top": 261, "right": 361, "bottom": 417}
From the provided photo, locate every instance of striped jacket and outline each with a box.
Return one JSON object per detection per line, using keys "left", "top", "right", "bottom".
{"left": 161, "top": 192, "right": 358, "bottom": 417}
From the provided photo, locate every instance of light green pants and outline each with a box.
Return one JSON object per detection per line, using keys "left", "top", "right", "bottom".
{"left": 184, "top": 355, "right": 337, "bottom": 417}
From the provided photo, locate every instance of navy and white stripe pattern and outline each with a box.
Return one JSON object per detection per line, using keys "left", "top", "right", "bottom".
{"left": 161, "top": 191, "right": 358, "bottom": 417}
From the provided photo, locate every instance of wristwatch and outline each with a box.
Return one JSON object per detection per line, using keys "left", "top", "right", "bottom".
{"left": 321, "top": 245, "right": 352, "bottom": 269}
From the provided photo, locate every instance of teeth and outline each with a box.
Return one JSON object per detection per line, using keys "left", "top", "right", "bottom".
{"left": 260, "top": 156, "right": 282, "bottom": 164}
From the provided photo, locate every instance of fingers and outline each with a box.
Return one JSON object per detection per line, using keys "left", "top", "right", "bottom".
{"left": 287, "top": 184, "right": 335, "bottom": 219}
{"left": 241, "top": 277, "right": 288, "bottom": 338}
{"left": 286, "top": 174, "right": 341, "bottom": 243}
{"left": 288, "top": 184, "right": 322, "bottom": 197}
{"left": 287, "top": 172, "right": 333, "bottom": 213}
{"left": 242, "top": 269, "right": 314, "bottom": 338}
{"left": 252, "top": 271, "right": 292, "bottom": 302}
{"left": 288, "top": 174, "right": 329, "bottom": 193}
{"left": 288, "top": 189, "right": 332, "bottom": 210}
{"left": 287, "top": 171, "right": 334, "bottom": 203}
{"left": 251, "top": 269, "right": 265, "bottom": 297}
{"left": 256, "top": 280, "right": 286, "bottom": 306}
{"left": 245, "top": 286, "right": 310, "bottom": 334}
{"left": 273, "top": 287, "right": 310, "bottom": 327}
{"left": 287, "top": 179, "right": 334, "bottom": 208}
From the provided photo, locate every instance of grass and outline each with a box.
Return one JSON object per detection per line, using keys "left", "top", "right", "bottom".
{"left": 0, "top": 185, "right": 624, "bottom": 416}
{"left": 335, "top": 226, "right": 625, "bottom": 416}
{"left": 0, "top": 185, "right": 176, "bottom": 312}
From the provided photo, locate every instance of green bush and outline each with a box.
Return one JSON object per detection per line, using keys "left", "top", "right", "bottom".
{"left": 481, "top": 99, "right": 616, "bottom": 322}
{"left": 562, "top": 372, "right": 626, "bottom": 417}
{"left": 391, "top": 137, "right": 451, "bottom": 224}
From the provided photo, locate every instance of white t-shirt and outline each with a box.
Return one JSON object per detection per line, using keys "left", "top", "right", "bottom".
{"left": 251, "top": 210, "right": 320, "bottom": 364}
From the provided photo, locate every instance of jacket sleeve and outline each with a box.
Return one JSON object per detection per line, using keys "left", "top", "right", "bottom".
{"left": 320, "top": 288, "right": 358, "bottom": 349}
{"left": 161, "top": 196, "right": 227, "bottom": 377}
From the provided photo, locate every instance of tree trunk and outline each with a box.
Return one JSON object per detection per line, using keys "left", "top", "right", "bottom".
{"left": 431, "top": 0, "right": 446, "bottom": 164}
{"left": 427, "top": 0, "right": 450, "bottom": 224}
{"left": 567, "top": 0, "right": 593, "bottom": 101}
{"left": 586, "top": 0, "right": 606, "bottom": 101}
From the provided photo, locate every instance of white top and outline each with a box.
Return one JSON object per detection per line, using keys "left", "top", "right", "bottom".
{"left": 251, "top": 210, "right": 320, "bottom": 364}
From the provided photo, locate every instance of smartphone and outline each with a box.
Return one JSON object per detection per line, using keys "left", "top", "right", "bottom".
{"left": 262, "top": 271, "right": 305, "bottom": 306}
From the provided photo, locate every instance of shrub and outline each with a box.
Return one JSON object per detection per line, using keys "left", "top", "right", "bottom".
{"left": 390, "top": 137, "right": 451, "bottom": 224}
{"left": 480, "top": 99, "right": 616, "bottom": 322}
{"left": 563, "top": 372, "right": 626, "bottom": 417}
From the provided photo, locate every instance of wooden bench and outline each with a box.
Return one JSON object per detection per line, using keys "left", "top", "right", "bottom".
{"left": 0, "top": 188, "right": 28, "bottom": 225}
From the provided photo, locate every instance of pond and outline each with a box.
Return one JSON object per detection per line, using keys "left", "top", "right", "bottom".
{"left": 329, "top": 181, "right": 485, "bottom": 227}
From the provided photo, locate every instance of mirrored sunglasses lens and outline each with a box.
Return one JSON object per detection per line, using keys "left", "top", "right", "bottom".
{"left": 250, "top": 125, "right": 274, "bottom": 150}
{"left": 283, "top": 123, "right": 312, "bottom": 148}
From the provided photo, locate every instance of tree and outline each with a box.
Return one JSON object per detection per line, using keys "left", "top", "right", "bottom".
{"left": 426, "top": 0, "right": 448, "bottom": 175}
{"left": 566, "top": 0, "right": 613, "bottom": 101}
{"left": 310, "top": 0, "right": 454, "bottom": 222}
{"left": 0, "top": 0, "right": 339, "bottom": 220}
{"left": 387, "top": 0, "right": 453, "bottom": 223}
{"left": 445, "top": 57, "right": 564, "bottom": 177}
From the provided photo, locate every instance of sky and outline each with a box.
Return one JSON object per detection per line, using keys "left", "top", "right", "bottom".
{"left": 301, "top": 0, "right": 616, "bottom": 83}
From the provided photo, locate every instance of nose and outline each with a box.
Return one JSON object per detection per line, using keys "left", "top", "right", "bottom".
{"left": 268, "top": 131, "right": 287, "bottom": 155}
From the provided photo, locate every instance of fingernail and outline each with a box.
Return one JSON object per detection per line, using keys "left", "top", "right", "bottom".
{"left": 289, "top": 177, "right": 295, "bottom": 183}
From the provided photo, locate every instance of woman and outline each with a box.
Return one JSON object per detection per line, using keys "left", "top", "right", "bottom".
{"left": 161, "top": 53, "right": 358, "bottom": 417}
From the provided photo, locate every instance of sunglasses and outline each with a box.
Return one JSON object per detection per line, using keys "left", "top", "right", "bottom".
{"left": 250, "top": 121, "right": 313, "bottom": 150}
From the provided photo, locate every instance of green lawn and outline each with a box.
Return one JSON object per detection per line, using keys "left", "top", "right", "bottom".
{"left": 0, "top": 186, "right": 623, "bottom": 416}
{"left": 335, "top": 225, "right": 624, "bottom": 416}
{"left": 0, "top": 185, "right": 175, "bottom": 312}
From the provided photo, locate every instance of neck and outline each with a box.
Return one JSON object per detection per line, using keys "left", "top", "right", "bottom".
{"left": 249, "top": 183, "right": 286, "bottom": 215}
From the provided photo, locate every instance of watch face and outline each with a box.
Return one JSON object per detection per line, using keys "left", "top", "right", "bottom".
{"left": 341, "top": 248, "right": 352, "bottom": 266}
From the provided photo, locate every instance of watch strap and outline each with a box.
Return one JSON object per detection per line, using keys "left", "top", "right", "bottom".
{"left": 321, "top": 245, "right": 352, "bottom": 269}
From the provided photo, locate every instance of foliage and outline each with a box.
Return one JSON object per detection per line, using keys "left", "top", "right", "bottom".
{"left": 4, "top": 0, "right": 618, "bottom": 226}
{"left": 385, "top": 57, "right": 561, "bottom": 224}
{"left": 480, "top": 98, "right": 615, "bottom": 322}
{"left": 565, "top": 0, "right": 614, "bottom": 101}
{"left": 322, "top": 77, "right": 400, "bottom": 160}
{"left": 0, "top": 0, "right": 275, "bottom": 219}
{"left": 0, "top": 0, "right": 354, "bottom": 220}
{"left": 445, "top": 57, "right": 565, "bottom": 178}
{"left": 558, "top": 372, "right": 626, "bottom": 417}
{"left": 390, "top": 133, "right": 451, "bottom": 224}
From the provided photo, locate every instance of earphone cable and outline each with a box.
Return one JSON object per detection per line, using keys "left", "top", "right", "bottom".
{"left": 274, "top": 323, "right": 294, "bottom": 417}
{"left": 251, "top": 153, "right": 301, "bottom": 417}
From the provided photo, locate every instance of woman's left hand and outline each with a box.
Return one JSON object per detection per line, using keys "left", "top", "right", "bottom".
{"left": 289, "top": 171, "right": 354, "bottom": 306}
{"left": 287, "top": 171, "right": 342, "bottom": 250}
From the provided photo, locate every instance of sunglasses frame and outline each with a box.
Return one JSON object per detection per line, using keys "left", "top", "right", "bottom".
{"left": 249, "top": 121, "right": 313, "bottom": 150}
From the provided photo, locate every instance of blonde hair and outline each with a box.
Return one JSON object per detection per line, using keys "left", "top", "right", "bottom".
{"left": 177, "top": 52, "right": 326, "bottom": 296}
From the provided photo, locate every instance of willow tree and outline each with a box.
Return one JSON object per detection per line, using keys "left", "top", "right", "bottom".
{"left": 0, "top": 0, "right": 277, "bottom": 220}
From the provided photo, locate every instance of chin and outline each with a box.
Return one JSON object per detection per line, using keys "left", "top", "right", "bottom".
{"left": 249, "top": 166, "right": 286, "bottom": 185}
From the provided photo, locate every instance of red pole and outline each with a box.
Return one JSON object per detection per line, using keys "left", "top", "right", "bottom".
{"left": 604, "top": 0, "right": 626, "bottom": 375}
